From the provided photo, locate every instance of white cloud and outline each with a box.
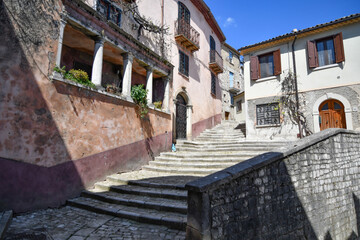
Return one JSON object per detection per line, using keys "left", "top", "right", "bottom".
{"left": 223, "top": 17, "right": 237, "bottom": 28}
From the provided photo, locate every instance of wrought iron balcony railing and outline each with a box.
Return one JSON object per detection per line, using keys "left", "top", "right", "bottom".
{"left": 174, "top": 19, "right": 200, "bottom": 52}
{"left": 209, "top": 49, "right": 223, "bottom": 74}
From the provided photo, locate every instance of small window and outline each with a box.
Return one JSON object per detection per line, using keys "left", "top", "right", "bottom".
{"left": 97, "top": 0, "right": 121, "bottom": 26}
{"left": 250, "top": 49, "right": 281, "bottom": 80}
{"left": 236, "top": 100, "right": 242, "bottom": 112}
{"left": 307, "top": 32, "right": 345, "bottom": 68}
{"left": 256, "top": 103, "right": 280, "bottom": 126}
{"left": 211, "top": 73, "right": 216, "bottom": 95}
{"left": 229, "top": 51, "right": 233, "bottom": 63}
{"left": 334, "top": 102, "right": 342, "bottom": 110}
{"left": 179, "top": 50, "right": 189, "bottom": 77}
{"left": 229, "top": 72, "right": 234, "bottom": 88}
{"left": 230, "top": 93, "right": 234, "bottom": 105}
{"left": 259, "top": 53, "right": 274, "bottom": 78}
{"left": 316, "top": 37, "right": 335, "bottom": 66}
{"left": 321, "top": 103, "right": 329, "bottom": 110}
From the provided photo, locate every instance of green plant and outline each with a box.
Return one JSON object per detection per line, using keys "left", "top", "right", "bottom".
{"left": 153, "top": 101, "right": 162, "bottom": 109}
{"left": 54, "top": 66, "right": 96, "bottom": 89}
{"left": 131, "top": 84, "right": 148, "bottom": 118}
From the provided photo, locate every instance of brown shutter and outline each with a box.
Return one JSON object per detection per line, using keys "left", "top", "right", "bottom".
{"left": 250, "top": 56, "right": 259, "bottom": 80}
{"left": 334, "top": 32, "right": 345, "bottom": 63}
{"left": 273, "top": 49, "right": 281, "bottom": 75}
{"left": 307, "top": 40, "right": 318, "bottom": 68}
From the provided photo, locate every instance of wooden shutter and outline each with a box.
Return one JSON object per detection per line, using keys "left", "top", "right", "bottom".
{"left": 250, "top": 56, "right": 259, "bottom": 80}
{"left": 307, "top": 40, "right": 318, "bottom": 68}
{"left": 334, "top": 32, "right": 345, "bottom": 63}
{"left": 273, "top": 49, "right": 281, "bottom": 75}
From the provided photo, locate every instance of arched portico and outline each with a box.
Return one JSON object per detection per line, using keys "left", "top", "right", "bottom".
{"left": 312, "top": 93, "right": 353, "bottom": 133}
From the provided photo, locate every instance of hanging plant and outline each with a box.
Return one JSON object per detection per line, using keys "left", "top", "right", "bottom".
{"left": 131, "top": 84, "right": 148, "bottom": 118}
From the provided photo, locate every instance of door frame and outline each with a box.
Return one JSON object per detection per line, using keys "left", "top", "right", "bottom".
{"left": 312, "top": 93, "right": 353, "bottom": 133}
{"left": 174, "top": 89, "right": 192, "bottom": 140}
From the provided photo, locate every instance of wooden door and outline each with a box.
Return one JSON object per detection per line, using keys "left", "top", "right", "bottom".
{"left": 176, "top": 94, "right": 187, "bottom": 139}
{"left": 319, "top": 100, "right": 346, "bottom": 131}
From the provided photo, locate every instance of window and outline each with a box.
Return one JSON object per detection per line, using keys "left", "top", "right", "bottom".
{"left": 230, "top": 93, "right": 234, "bottom": 105}
{"left": 179, "top": 50, "right": 189, "bottom": 76}
{"left": 97, "top": 0, "right": 121, "bottom": 26}
{"left": 178, "top": 2, "right": 190, "bottom": 24}
{"left": 229, "top": 72, "right": 234, "bottom": 88}
{"left": 250, "top": 49, "right": 281, "bottom": 80}
{"left": 307, "top": 33, "right": 345, "bottom": 68}
{"left": 236, "top": 100, "right": 242, "bottom": 112}
{"left": 229, "top": 51, "right": 233, "bottom": 63}
{"left": 256, "top": 103, "right": 280, "bottom": 126}
{"left": 211, "top": 73, "right": 216, "bottom": 95}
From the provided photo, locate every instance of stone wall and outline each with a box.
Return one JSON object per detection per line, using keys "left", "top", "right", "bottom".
{"left": 186, "top": 129, "right": 360, "bottom": 239}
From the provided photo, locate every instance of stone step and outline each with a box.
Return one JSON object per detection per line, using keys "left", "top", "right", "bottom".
{"left": 142, "top": 165, "right": 221, "bottom": 175}
{"left": 81, "top": 190, "right": 187, "bottom": 214}
{"left": 176, "top": 146, "right": 281, "bottom": 152}
{"left": 148, "top": 161, "right": 235, "bottom": 169}
{"left": 94, "top": 183, "right": 188, "bottom": 201}
{"left": 67, "top": 197, "right": 187, "bottom": 230}
{"left": 176, "top": 141, "right": 286, "bottom": 147}
{"left": 159, "top": 152, "right": 259, "bottom": 159}
{"left": 154, "top": 156, "right": 250, "bottom": 163}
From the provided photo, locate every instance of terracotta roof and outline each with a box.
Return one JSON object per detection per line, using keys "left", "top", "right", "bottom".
{"left": 239, "top": 13, "right": 360, "bottom": 53}
{"left": 190, "top": 0, "right": 226, "bottom": 42}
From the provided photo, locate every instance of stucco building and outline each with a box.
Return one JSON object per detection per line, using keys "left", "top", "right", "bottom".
{"left": 240, "top": 14, "right": 360, "bottom": 140}
{"left": 0, "top": 0, "right": 224, "bottom": 212}
{"left": 219, "top": 42, "right": 244, "bottom": 122}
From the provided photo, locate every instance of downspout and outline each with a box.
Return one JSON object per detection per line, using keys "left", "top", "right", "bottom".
{"left": 160, "top": 0, "right": 165, "bottom": 57}
{"left": 291, "top": 34, "right": 302, "bottom": 138}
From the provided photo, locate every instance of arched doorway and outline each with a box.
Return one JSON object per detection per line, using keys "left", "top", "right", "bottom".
{"left": 319, "top": 99, "right": 346, "bottom": 131}
{"left": 176, "top": 94, "right": 187, "bottom": 139}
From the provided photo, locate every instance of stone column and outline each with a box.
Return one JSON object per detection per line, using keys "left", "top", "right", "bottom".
{"left": 55, "top": 18, "right": 67, "bottom": 68}
{"left": 121, "top": 52, "right": 134, "bottom": 98}
{"left": 163, "top": 76, "right": 170, "bottom": 111}
{"left": 145, "top": 66, "right": 153, "bottom": 105}
{"left": 91, "top": 37, "right": 105, "bottom": 87}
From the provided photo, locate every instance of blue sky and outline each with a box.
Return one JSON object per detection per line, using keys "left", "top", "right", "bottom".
{"left": 204, "top": 0, "right": 360, "bottom": 50}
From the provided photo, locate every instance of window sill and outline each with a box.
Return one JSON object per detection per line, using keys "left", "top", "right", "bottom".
{"left": 178, "top": 71, "right": 189, "bottom": 80}
{"left": 51, "top": 73, "right": 170, "bottom": 115}
{"left": 312, "top": 63, "right": 340, "bottom": 71}
{"left": 254, "top": 75, "right": 277, "bottom": 82}
{"left": 255, "top": 124, "right": 281, "bottom": 128}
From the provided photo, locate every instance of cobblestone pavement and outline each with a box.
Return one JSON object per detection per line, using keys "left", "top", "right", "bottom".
{"left": 4, "top": 206, "right": 185, "bottom": 240}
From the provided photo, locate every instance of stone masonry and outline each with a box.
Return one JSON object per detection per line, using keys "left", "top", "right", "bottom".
{"left": 186, "top": 128, "right": 360, "bottom": 239}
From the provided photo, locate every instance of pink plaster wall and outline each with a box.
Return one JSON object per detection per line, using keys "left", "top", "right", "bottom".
{"left": 0, "top": 0, "right": 172, "bottom": 212}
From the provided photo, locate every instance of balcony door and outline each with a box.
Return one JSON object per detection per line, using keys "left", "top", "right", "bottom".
{"left": 210, "top": 36, "right": 216, "bottom": 62}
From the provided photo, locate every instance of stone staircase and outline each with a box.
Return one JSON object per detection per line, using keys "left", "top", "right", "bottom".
{"left": 67, "top": 121, "right": 288, "bottom": 231}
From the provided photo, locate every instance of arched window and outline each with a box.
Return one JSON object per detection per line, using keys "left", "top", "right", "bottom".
{"left": 178, "top": 2, "right": 190, "bottom": 24}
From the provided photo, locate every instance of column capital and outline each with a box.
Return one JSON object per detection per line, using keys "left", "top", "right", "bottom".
{"left": 121, "top": 52, "right": 134, "bottom": 62}
{"left": 93, "top": 36, "right": 105, "bottom": 45}
{"left": 145, "top": 65, "right": 154, "bottom": 72}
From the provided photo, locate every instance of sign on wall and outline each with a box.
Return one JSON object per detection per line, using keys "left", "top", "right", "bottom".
{"left": 256, "top": 103, "right": 280, "bottom": 126}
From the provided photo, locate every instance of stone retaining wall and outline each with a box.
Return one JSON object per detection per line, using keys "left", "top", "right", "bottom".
{"left": 186, "top": 129, "right": 360, "bottom": 239}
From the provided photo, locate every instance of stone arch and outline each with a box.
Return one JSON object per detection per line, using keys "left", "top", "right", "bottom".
{"left": 312, "top": 93, "right": 353, "bottom": 132}
{"left": 174, "top": 88, "right": 192, "bottom": 140}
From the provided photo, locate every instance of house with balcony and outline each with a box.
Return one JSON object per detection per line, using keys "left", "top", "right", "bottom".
{"left": 137, "top": 0, "right": 226, "bottom": 140}
{"left": 218, "top": 42, "right": 244, "bottom": 122}
{"left": 0, "top": 0, "right": 225, "bottom": 212}
{"left": 239, "top": 14, "right": 360, "bottom": 140}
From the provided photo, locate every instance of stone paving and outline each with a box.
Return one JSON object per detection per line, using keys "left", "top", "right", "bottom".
{"left": 4, "top": 206, "right": 185, "bottom": 240}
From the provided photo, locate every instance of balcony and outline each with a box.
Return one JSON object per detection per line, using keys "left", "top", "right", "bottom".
{"left": 209, "top": 50, "right": 223, "bottom": 74}
{"left": 175, "top": 19, "right": 200, "bottom": 52}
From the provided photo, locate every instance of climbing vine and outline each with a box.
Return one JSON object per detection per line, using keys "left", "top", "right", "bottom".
{"left": 279, "top": 72, "right": 312, "bottom": 137}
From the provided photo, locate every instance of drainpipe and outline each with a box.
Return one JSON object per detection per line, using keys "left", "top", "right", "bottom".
{"left": 291, "top": 33, "right": 302, "bottom": 138}
{"left": 160, "top": 0, "right": 165, "bottom": 57}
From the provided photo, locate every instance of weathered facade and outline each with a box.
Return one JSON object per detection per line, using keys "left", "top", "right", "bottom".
{"left": 218, "top": 42, "right": 244, "bottom": 122}
{"left": 240, "top": 14, "right": 360, "bottom": 140}
{"left": 0, "top": 0, "right": 224, "bottom": 212}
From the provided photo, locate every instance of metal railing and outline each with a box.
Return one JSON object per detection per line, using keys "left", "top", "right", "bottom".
{"left": 209, "top": 49, "right": 223, "bottom": 69}
{"left": 175, "top": 18, "right": 200, "bottom": 47}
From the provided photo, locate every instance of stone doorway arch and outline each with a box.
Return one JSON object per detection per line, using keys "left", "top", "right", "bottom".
{"left": 312, "top": 93, "right": 353, "bottom": 133}
{"left": 174, "top": 90, "right": 192, "bottom": 140}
